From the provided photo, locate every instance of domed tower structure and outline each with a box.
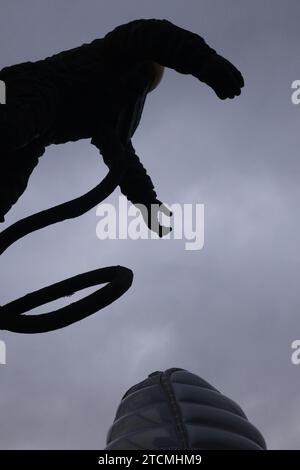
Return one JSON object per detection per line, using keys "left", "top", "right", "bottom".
{"left": 106, "top": 368, "right": 266, "bottom": 450}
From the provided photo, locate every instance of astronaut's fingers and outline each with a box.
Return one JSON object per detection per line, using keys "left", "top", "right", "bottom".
{"left": 212, "top": 71, "right": 243, "bottom": 99}
{"left": 155, "top": 199, "right": 173, "bottom": 217}
{"left": 158, "top": 224, "right": 172, "bottom": 238}
{"left": 221, "top": 60, "right": 244, "bottom": 89}
{"left": 153, "top": 201, "right": 173, "bottom": 237}
{"left": 230, "top": 63, "right": 244, "bottom": 88}
{"left": 139, "top": 202, "right": 172, "bottom": 237}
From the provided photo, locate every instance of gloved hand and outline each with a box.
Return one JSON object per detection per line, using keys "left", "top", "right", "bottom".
{"left": 139, "top": 198, "right": 172, "bottom": 238}
{"left": 197, "top": 53, "right": 244, "bottom": 100}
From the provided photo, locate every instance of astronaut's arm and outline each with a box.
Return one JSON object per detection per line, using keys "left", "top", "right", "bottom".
{"left": 119, "top": 140, "right": 172, "bottom": 236}
{"left": 118, "top": 140, "right": 157, "bottom": 205}
{"left": 91, "top": 134, "right": 171, "bottom": 236}
{"left": 104, "top": 18, "right": 244, "bottom": 99}
{"left": 104, "top": 18, "right": 214, "bottom": 75}
{"left": 92, "top": 131, "right": 157, "bottom": 205}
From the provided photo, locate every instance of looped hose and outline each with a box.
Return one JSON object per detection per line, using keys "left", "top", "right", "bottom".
{"left": 0, "top": 164, "right": 133, "bottom": 334}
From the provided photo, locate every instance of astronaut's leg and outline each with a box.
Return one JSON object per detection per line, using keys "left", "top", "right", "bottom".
{"left": 0, "top": 138, "right": 46, "bottom": 222}
{"left": 0, "top": 73, "right": 58, "bottom": 221}
{"left": 0, "top": 94, "right": 53, "bottom": 151}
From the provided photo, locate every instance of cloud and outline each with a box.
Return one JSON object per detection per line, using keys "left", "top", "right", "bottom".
{"left": 1, "top": 0, "right": 300, "bottom": 450}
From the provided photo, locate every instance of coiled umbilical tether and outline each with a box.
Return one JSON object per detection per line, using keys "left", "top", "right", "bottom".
{"left": 0, "top": 150, "right": 133, "bottom": 334}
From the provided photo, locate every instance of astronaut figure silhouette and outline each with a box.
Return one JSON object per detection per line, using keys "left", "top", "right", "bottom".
{"left": 0, "top": 19, "right": 244, "bottom": 333}
{"left": 0, "top": 18, "right": 243, "bottom": 228}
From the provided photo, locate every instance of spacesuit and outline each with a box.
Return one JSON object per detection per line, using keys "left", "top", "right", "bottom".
{"left": 0, "top": 18, "right": 244, "bottom": 227}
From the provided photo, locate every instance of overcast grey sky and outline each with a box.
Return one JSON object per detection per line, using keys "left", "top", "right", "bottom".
{"left": 0, "top": 0, "right": 300, "bottom": 450}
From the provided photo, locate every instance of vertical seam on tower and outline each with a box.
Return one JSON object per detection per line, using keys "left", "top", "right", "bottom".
{"left": 161, "top": 370, "right": 189, "bottom": 449}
